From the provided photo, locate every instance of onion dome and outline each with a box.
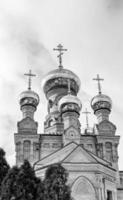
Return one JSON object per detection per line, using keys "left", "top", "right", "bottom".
{"left": 42, "top": 44, "right": 81, "bottom": 99}
{"left": 58, "top": 79, "right": 82, "bottom": 114}
{"left": 19, "top": 70, "right": 40, "bottom": 119}
{"left": 42, "top": 68, "right": 81, "bottom": 97}
{"left": 59, "top": 94, "right": 82, "bottom": 111}
{"left": 19, "top": 90, "right": 39, "bottom": 109}
{"left": 91, "top": 94, "right": 112, "bottom": 114}
{"left": 91, "top": 74, "right": 112, "bottom": 115}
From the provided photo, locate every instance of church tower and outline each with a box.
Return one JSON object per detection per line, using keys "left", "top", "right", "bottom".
{"left": 59, "top": 80, "right": 82, "bottom": 145}
{"left": 41, "top": 44, "right": 81, "bottom": 141}
{"left": 14, "top": 70, "right": 40, "bottom": 166}
{"left": 91, "top": 74, "right": 120, "bottom": 184}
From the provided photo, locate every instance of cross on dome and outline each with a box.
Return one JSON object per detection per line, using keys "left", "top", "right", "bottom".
{"left": 82, "top": 108, "right": 91, "bottom": 129}
{"left": 93, "top": 74, "right": 104, "bottom": 94}
{"left": 24, "top": 70, "right": 36, "bottom": 90}
{"left": 53, "top": 44, "right": 67, "bottom": 69}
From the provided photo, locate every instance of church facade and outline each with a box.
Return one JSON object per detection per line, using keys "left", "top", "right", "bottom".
{"left": 14, "top": 45, "right": 123, "bottom": 200}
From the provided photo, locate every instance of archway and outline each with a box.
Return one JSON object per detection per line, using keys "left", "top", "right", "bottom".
{"left": 72, "top": 176, "right": 96, "bottom": 200}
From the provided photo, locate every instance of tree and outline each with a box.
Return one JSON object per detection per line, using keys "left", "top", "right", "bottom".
{"left": 0, "top": 148, "right": 10, "bottom": 192}
{"left": 16, "top": 160, "right": 42, "bottom": 200}
{"left": 1, "top": 166, "right": 19, "bottom": 200}
{"left": 43, "top": 163, "right": 72, "bottom": 200}
{"left": 1, "top": 160, "right": 43, "bottom": 200}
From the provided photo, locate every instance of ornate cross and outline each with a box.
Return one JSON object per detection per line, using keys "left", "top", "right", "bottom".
{"left": 93, "top": 74, "right": 104, "bottom": 94}
{"left": 82, "top": 108, "right": 91, "bottom": 129}
{"left": 24, "top": 70, "right": 36, "bottom": 90}
{"left": 53, "top": 44, "right": 67, "bottom": 69}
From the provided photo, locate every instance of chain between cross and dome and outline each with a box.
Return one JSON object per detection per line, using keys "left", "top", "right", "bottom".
{"left": 24, "top": 70, "right": 36, "bottom": 90}
{"left": 53, "top": 44, "right": 67, "bottom": 69}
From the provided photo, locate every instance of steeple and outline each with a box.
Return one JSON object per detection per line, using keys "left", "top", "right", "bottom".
{"left": 15, "top": 70, "right": 40, "bottom": 167}
{"left": 19, "top": 70, "right": 39, "bottom": 119}
{"left": 59, "top": 79, "right": 82, "bottom": 132}
{"left": 41, "top": 44, "right": 81, "bottom": 135}
{"left": 91, "top": 74, "right": 112, "bottom": 123}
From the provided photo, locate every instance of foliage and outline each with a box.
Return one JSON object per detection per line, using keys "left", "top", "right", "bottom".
{"left": 0, "top": 155, "right": 72, "bottom": 200}
{"left": 0, "top": 148, "right": 10, "bottom": 192}
{"left": 1, "top": 160, "right": 43, "bottom": 200}
{"left": 44, "top": 163, "right": 72, "bottom": 200}
{"left": 1, "top": 166, "right": 19, "bottom": 200}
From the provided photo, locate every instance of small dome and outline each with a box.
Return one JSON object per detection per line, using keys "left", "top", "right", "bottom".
{"left": 59, "top": 94, "right": 82, "bottom": 111}
{"left": 91, "top": 94, "right": 112, "bottom": 113}
{"left": 19, "top": 90, "right": 39, "bottom": 108}
{"left": 42, "top": 68, "right": 81, "bottom": 94}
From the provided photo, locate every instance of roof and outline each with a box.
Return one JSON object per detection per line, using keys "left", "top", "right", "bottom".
{"left": 34, "top": 142, "right": 113, "bottom": 171}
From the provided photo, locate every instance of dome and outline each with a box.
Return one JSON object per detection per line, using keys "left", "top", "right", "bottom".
{"left": 59, "top": 94, "right": 82, "bottom": 111}
{"left": 91, "top": 94, "right": 112, "bottom": 113}
{"left": 42, "top": 68, "right": 81, "bottom": 94}
{"left": 19, "top": 90, "right": 40, "bottom": 108}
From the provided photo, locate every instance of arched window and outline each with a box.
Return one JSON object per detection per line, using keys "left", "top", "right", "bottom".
{"left": 33, "top": 143, "right": 39, "bottom": 159}
{"left": 23, "top": 140, "right": 30, "bottom": 160}
{"left": 16, "top": 142, "right": 21, "bottom": 154}
{"left": 105, "top": 142, "right": 112, "bottom": 162}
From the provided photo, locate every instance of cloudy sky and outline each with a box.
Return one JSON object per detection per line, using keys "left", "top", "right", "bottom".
{"left": 0, "top": 0, "right": 123, "bottom": 169}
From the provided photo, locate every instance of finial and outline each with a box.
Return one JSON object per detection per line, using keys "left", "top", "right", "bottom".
{"left": 93, "top": 74, "right": 104, "bottom": 94}
{"left": 53, "top": 44, "right": 67, "bottom": 69}
{"left": 82, "top": 108, "right": 91, "bottom": 129}
{"left": 67, "top": 79, "right": 71, "bottom": 95}
{"left": 24, "top": 70, "right": 36, "bottom": 90}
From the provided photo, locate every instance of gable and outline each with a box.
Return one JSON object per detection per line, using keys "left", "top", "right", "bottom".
{"left": 63, "top": 146, "right": 96, "bottom": 163}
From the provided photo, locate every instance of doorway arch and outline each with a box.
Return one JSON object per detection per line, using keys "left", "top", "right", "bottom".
{"left": 72, "top": 176, "right": 96, "bottom": 200}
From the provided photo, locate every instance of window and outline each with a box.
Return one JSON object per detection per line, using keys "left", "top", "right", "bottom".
{"left": 105, "top": 142, "right": 113, "bottom": 162}
{"left": 16, "top": 142, "right": 21, "bottom": 154}
{"left": 23, "top": 140, "right": 30, "bottom": 159}
{"left": 33, "top": 143, "right": 39, "bottom": 159}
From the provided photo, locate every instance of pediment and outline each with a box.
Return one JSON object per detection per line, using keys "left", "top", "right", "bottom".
{"left": 17, "top": 117, "right": 38, "bottom": 133}
{"left": 96, "top": 120, "right": 116, "bottom": 135}
{"left": 34, "top": 142, "right": 101, "bottom": 172}
{"left": 63, "top": 146, "right": 96, "bottom": 163}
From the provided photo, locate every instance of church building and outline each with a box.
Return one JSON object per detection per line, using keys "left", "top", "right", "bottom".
{"left": 14, "top": 44, "right": 123, "bottom": 200}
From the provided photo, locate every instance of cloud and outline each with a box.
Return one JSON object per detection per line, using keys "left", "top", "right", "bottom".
{"left": 106, "top": 0, "right": 123, "bottom": 10}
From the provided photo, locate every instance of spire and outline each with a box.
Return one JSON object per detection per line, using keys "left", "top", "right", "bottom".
{"left": 82, "top": 108, "right": 91, "bottom": 129}
{"left": 19, "top": 70, "right": 39, "bottom": 119}
{"left": 53, "top": 44, "right": 67, "bottom": 69}
{"left": 93, "top": 74, "right": 104, "bottom": 94}
{"left": 24, "top": 69, "right": 36, "bottom": 90}
{"left": 91, "top": 75, "right": 112, "bottom": 123}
